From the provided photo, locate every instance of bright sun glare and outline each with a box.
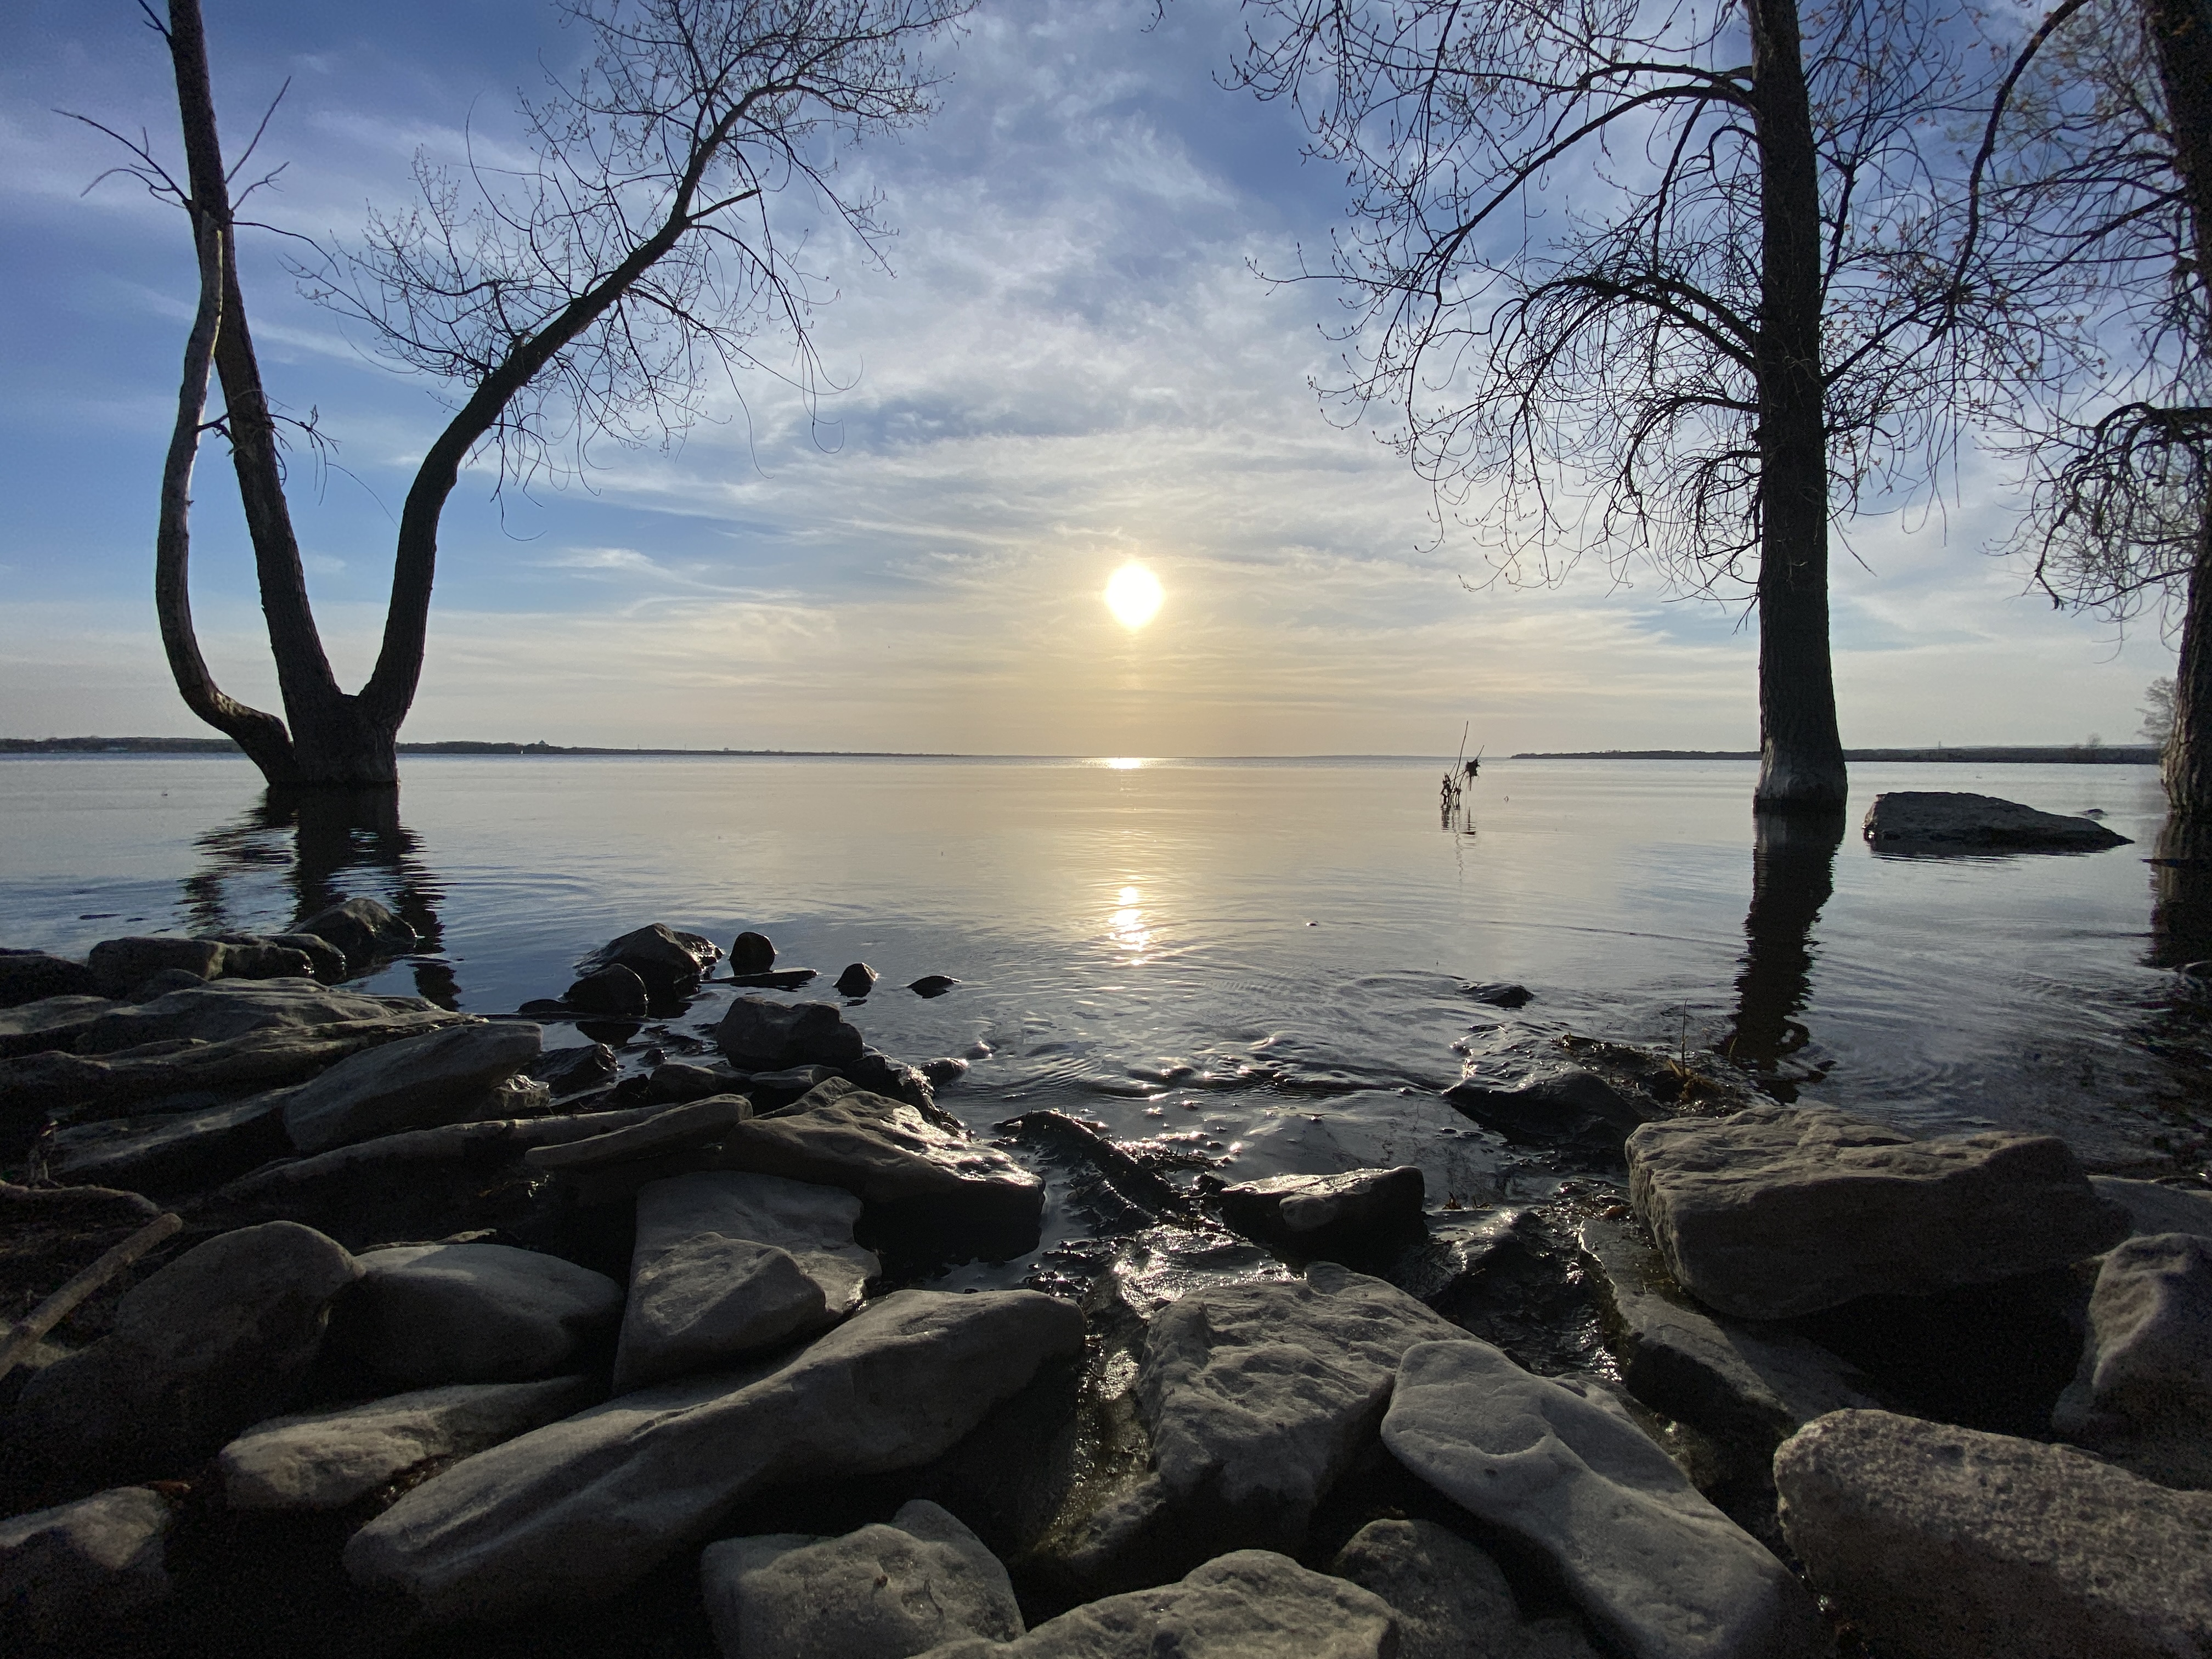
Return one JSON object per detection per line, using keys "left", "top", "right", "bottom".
{"left": 1104, "top": 562, "right": 1164, "bottom": 630}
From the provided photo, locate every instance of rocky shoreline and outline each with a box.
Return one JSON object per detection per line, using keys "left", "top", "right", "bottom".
{"left": 2, "top": 907, "right": 2209, "bottom": 1657}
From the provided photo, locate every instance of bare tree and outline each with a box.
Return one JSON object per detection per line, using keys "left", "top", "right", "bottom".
{"left": 1228, "top": 0, "right": 2018, "bottom": 808}
{"left": 105, "top": 0, "right": 968, "bottom": 789}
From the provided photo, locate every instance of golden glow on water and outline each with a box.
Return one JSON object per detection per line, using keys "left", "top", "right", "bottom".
{"left": 1105, "top": 562, "right": 1164, "bottom": 629}
{"left": 1108, "top": 882, "right": 1153, "bottom": 961}
{"left": 1102, "top": 757, "right": 1146, "bottom": 770}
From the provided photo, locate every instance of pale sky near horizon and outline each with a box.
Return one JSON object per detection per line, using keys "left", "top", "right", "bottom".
{"left": 0, "top": 0, "right": 2178, "bottom": 756}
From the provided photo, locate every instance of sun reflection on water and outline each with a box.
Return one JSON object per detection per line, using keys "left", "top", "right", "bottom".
{"left": 1109, "top": 882, "right": 1153, "bottom": 961}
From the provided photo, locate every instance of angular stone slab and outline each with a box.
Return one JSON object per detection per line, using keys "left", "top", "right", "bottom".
{"left": 0, "top": 951, "right": 102, "bottom": 1009}
{"left": 1328, "top": 1517, "right": 1600, "bottom": 1659}
{"left": 2052, "top": 1232, "right": 2212, "bottom": 1488}
{"left": 0, "top": 1485, "right": 175, "bottom": 1643}
{"left": 1383, "top": 1339, "right": 1831, "bottom": 1659}
{"left": 48, "top": 1088, "right": 294, "bottom": 1193}
{"left": 7, "top": 1221, "right": 361, "bottom": 1496}
{"left": 219, "top": 1376, "right": 597, "bottom": 1511}
{"left": 342, "top": 1242, "right": 623, "bottom": 1387}
{"left": 0, "top": 996, "right": 116, "bottom": 1059}
{"left": 526, "top": 1096, "right": 754, "bottom": 1173}
{"left": 344, "top": 1288, "right": 1085, "bottom": 1624}
{"left": 1775, "top": 1408, "right": 2212, "bottom": 1659}
{"left": 716, "top": 997, "right": 867, "bottom": 1068}
{"left": 215, "top": 929, "right": 349, "bottom": 981}
{"left": 702, "top": 1499, "right": 1023, "bottom": 1659}
{"left": 75, "top": 979, "right": 449, "bottom": 1056}
{"left": 1626, "top": 1105, "right": 2128, "bottom": 1318}
{"left": 1216, "top": 1165, "right": 1425, "bottom": 1261}
{"left": 1138, "top": 1262, "right": 1461, "bottom": 1551}
{"left": 2092, "top": 1176, "right": 2212, "bottom": 1242}
{"left": 913, "top": 1550, "right": 1400, "bottom": 1659}
{"left": 616, "top": 1170, "right": 877, "bottom": 1391}
{"left": 283, "top": 1020, "right": 543, "bottom": 1154}
{"left": 295, "top": 896, "right": 417, "bottom": 969}
{"left": 1863, "top": 791, "right": 2131, "bottom": 851}
{"left": 87, "top": 935, "right": 229, "bottom": 993}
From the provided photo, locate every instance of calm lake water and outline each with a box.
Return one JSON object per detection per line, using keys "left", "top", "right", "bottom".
{"left": 3, "top": 753, "right": 2208, "bottom": 1285}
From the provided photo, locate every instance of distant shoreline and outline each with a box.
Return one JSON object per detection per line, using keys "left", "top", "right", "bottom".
{"left": 1510, "top": 746, "right": 2161, "bottom": 764}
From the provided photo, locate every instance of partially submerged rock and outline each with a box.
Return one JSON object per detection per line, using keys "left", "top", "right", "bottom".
{"left": 1328, "top": 1517, "right": 1599, "bottom": 1659}
{"left": 1383, "top": 1338, "right": 1831, "bottom": 1659}
{"left": 343, "top": 1288, "right": 1085, "bottom": 1624}
{"left": 1862, "top": 790, "right": 2131, "bottom": 851}
{"left": 340, "top": 1242, "right": 623, "bottom": 1387}
{"left": 1775, "top": 1408, "right": 2212, "bottom": 1659}
{"left": 565, "top": 963, "right": 650, "bottom": 1019}
{"left": 2052, "top": 1232, "right": 2212, "bottom": 1488}
{"left": 716, "top": 997, "right": 867, "bottom": 1069}
{"left": 71, "top": 979, "right": 447, "bottom": 1056}
{"left": 294, "top": 896, "right": 418, "bottom": 970}
{"left": 87, "top": 935, "right": 230, "bottom": 994}
{"left": 0, "top": 1485, "right": 176, "bottom": 1644}
{"left": 281, "top": 1021, "right": 543, "bottom": 1154}
{"left": 701, "top": 1499, "right": 1023, "bottom": 1659}
{"left": 1445, "top": 1066, "right": 1651, "bottom": 1155}
{"left": 729, "top": 931, "right": 776, "bottom": 973}
{"left": 586, "top": 924, "right": 721, "bottom": 1002}
{"left": 1626, "top": 1104, "right": 2128, "bottom": 1318}
{"left": 524, "top": 1041, "right": 618, "bottom": 1099}
{"left": 1215, "top": 1165, "right": 1425, "bottom": 1262}
{"left": 835, "top": 962, "right": 880, "bottom": 998}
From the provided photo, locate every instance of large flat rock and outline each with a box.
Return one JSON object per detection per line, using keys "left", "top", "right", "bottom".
{"left": 2052, "top": 1232, "right": 2212, "bottom": 1488}
{"left": 1328, "top": 1517, "right": 1599, "bottom": 1659}
{"left": 1215, "top": 1165, "right": 1425, "bottom": 1262}
{"left": 1775, "top": 1408, "right": 2212, "bottom": 1658}
{"left": 0, "top": 1485, "right": 175, "bottom": 1643}
{"left": 1138, "top": 1261, "right": 1461, "bottom": 1552}
{"left": 0, "top": 996, "right": 117, "bottom": 1059}
{"left": 219, "top": 1377, "right": 597, "bottom": 1511}
{"left": 1862, "top": 791, "right": 2132, "bottom": 851}
{"left": 340, "top": 1242, "right": 623, "bottom": 1387}
{"left": 48, "top": 1089, "right": 295, "bottom": 1193}
{"left": 343, "top": 1288, "right": 1085, "bottom": 1624}
{"left": 1626, "top": 1104, "right": 2128, "bottom": 1318}
{"left": 716, "top": 997, "right": 866, "bottom": 1068}
{"left": 2093, "top": 1177, "right": 2212, "bottom": 1242}
{"left": 702, "top": 1499, "right": 1023, "bottom": 1659}
{"left": 913, "top": 1550, "right": 1400, "bottom": 1659}
{"left": 1383, "top": 1338, "right": 1831, "bottom": 1659}
{"left": 73, "top": 979, "right": 448, "bottom": 1056}
{"left": 283, "top": 1021, "right": 544, "bottom": 1154}
{"left": 617, "top": 1171, "right": 877, "bottom": 1391}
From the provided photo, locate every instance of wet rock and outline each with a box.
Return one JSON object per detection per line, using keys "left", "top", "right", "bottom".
{"left": 1001, "top": 1109, "right": 1192, "bottom": 1220}
{"left": 1863, "top": 790, "right": 2132, "bottom": 851}
{"left": 730, "top": 968, "right": 819, "bottom": 990}
{"left": 526, "top": 1096, "right": 755, "bottom": 1186}
{"left": 1328, "top": 1517, "right": 1600, "bottom": 1659}
{"left": 647, "top": 1059, "right": 749, "bottom": 1104}
{"left": 218, "top": 1376, "right": 597, "bottom": 1511}
{"left": 525, "top": 1042, "right": 619, "bottom": 1099}
{"left": 917, "top": 1550, "right": 1400, "bottom": 1659}
{"left": 1626, "top": 1104, "right": 2128, "bottom": 1318}
{"left": 615, "top": 1171, "right": 876, "bottom": 1391}
{"left": 125, "top": 966, "right": 224, "bottom": 1002}
{"left": 7, "top": 1222, "right": 360, "bottom": 1496}
{"left": 295, "top": 896, "right": 418, "bottom": 969}
{"left": 1139, "top": 1262, "right": 1461, "bottom": 1555}
{"left": 48, "top": 1089, "right": 295, "bottom": 1194}
{"left": 344, "top": 1288, "right": 1086, "bottom": 1624}
{"left": 730, "top": 931, "right": 777, "bottom": 973}
{"left": 0, "top": 1485, "right": 175, "bottom": 1643}
{"left": 1577, "top": 1215, "right": 1879, "bottom": 1448}
{"left": 87, "top": 935, "right": 228, "bottom": 994}
{"left": 589, "top": 924, "right": 721, "bottom": 1001}
{"left": 216, "top": 929, "right": 348, "bottom": 981}
{"left": 843, "top": 1048, "right": 940, "bottom": 1113}
{"left": 1216, "top": 1165, "right": 1425, "bottom": 1263}
{"left": 200, "top": 936, "right": 320, "bottom": 981}
{"left": 1384, "top": 1338, "right": 1831, "bottom": 1659}
{"left": 340, "top": 1241, "right": 623, "bottom": 1388}
{"left": 702, "top": 1499, "right": 1023, "bottom": 1659}
{"left": 746, "top": 1064, "right": 841, "bottom": 1102}
{"left": 836, "top": 962, "right": 881, "bottom": 998}
{"left": 566, "top": 964, "right": 649, "bottom": 1019}
{"left": 1445, "top": 1067, "right": 1649, "bottom": 1155}
{"left": 2093, "top": 1176, "right": 2212, "bottom": 1241}
{"left": 1775, "top": 1408, "right": 2212, "bottom": 1659}
{"left": 909, "top": 975, "right": 959, "bottom": 998}
{"left": 0, "top": 995, "right": 114, "bottom": 1059}
{"left": 1463, "top": 982, "right": 1534, "bottom": 1009}
{"left": 922, "top": 1057, "right": 969, "bottom": 1086}
{"left": 716, "top": 997, "right": 867, "bottom": 1069}
{"left": 1388, "top": 1205, "right": 1610, "bottom": 1381}
{"left": 281, "top": 1020, "right": 543, "bottom": 1154}
{"left": 2052, "top": 1232, "right": 2212, "bottom": 1488}
{"left": 0, "top": 950, "right": 103, "bottom": 1009}
{"left": 73, "top": 979, "right": 452, "bottom": 1056}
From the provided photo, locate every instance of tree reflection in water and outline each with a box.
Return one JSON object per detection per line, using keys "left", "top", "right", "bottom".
{"left": 180, "top": 787, "right": 459, "bottom": 1008}
{"left": 1723, "top": 808, "right": 1846, "bottom": 1098}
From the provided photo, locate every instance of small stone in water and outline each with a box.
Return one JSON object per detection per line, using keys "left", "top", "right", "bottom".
{"left": 909, "top": 974, "right": 959, "bottom": 997}
{"left": 729, "top": 931, "right": 776, "bottom": 973}
{"left": 834, "top": 963, "right": 879, "bottom": 998}
{"left": 921, "top": 1057, "right": 968, "bottom": 1086}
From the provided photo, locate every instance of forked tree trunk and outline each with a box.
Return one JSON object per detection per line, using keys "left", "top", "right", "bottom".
{"left": 1747, "top": 0, "right": 1849, "bottom": 810}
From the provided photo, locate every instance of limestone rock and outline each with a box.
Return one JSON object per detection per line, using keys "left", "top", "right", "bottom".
{"left": 2092, "top": 1176, "right": 2212, "bottom": 1242}
{"left": 7, "top": 1221, "right": 360, "bottom": 1494}
{"left": 215, "top": 929, "right": 348, "bottom": 981}
{"left": 294, "top": 896, "right": 417, "bottom": 969}
{"left": 1626, "top": 1104, "right": 2128, "bottom": 1318}
{"left": 73, "top": 978, "right": 449, "bottom": 1056}
{"left": 647, "top": 1059, "right": 750, "bottom": 1104}
{"left": 2052, "top": 1232, "right": 2212, "bottom": 1488}
{"left": 913, "top": 1550, "right": 1400, "bottom": 1659}
{"left": 219, "top": 1376, "right": 596, "bottom": 1511}
{"left": 588, "top": 924, "right": 721, "bottom": 1000}
{"left": 1383, "top": 1338, "right": 1831, "bottom": 1659}
{"left": 282, "top": 1020, "right": 543, "bottom": 1154}
{"left": 340, "top": 1242, "right": 623, "bottom": 1387}
{"left": 0, "top": 951, "right": 101, "bottom": 1009}
{"left": 0, "top": 1485, "right": 175, "bottom": 1643}
{"left": 702, "top": 1499, "right": 1023, "bottom": 1659}
{"left": 616, "top": 1170, "right": 877, "bottom": 1391}
{"left": 716, "top": 997, "right": 867, "bottom": 1068}
{"left": 1138, "top": 1262, "right": 1461, "bottom": 1551}
{"left": 343, "top": 1288, "right": 1086, "bottom": 1624}
{"left": 1446, "top": 1066, "right": 1650, "bottom": 1153}
{"left": 525, "top": 1095, "right": 754, "bottom": 1175}
{"left": 48, "top": 1088, "right": 294, "bottom": 1193}
{"left": 87, "top": 935, "right": 228, "bottom": 994}
{"left": 1328, "top": 1517, "right": 1599, "bottom": 1659}
{"left": 1216, "top": 1166, "right": 1425, "bottom": 1261}
{"left": 0, "top": 995, "right": 116, "bottom": 1059}
{"left": 836, "top": 962, "right": 881, "bottom": 998}
{"left": 1774, "top": 1408, "right": 2212, "bottom": 1659}
{"left": 1863, "top": 791, "right": 2131, "bottom": 851}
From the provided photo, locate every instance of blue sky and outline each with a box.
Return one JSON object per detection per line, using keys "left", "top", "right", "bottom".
{"left": 0, "top": 0, "right": 2174, "bottom": 753}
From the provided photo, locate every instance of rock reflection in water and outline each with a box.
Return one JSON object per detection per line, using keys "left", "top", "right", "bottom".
{"left": 1722, "top": 809, "right": 1844, "bottom": 1098}
{"left": 179, "top": 787, "right": 457, "bottom": 1007}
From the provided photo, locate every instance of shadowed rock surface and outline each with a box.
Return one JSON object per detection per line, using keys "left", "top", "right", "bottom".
{"left": 1862, "top": 791, "right": 2133, "bottom": 850}
{"left": 0, "top": 1485, "right": 176, "bottom": 1644}
{"left": 1328, "top": 1517, "right": 1599, "bottom": 1659}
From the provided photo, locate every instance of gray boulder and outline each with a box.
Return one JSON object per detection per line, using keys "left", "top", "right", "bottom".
{"left": 526, "top": 1096, "right": 755, "bottom": 1183}
{"left": 0, "top": 995, "right": 116, "bottom": 1059}
{"left": 1383, "top": 1338, "right": 1831, "bottom": 1659}
{"left": 7, "top": 1222, "right": 361, "bottom": 1494}
{"left": 1626, "top": 1104, "right": 2128, "bottom": 1318}
{"left": 0, "top": 951, "right": 101, "bottom": 1008}
{"left": 340, "top": 1242, "right": 623, "bottom": 1387}
{"left": 295, "top": 896, "right": 417, "bottom": 969}
{"left": 701, "top": 1499, "right": 1022, "bottom": 1659}
{"left": 648, "top": 1059, "right": 752, "bottom": 1104}
{"left": 716, "top": 997, "right": 867, "bottom": 1068}
{"left": 343, "top": 1288, "right": 1086, "bottom": 1624}
{"left": 1445, "top": 1066, "right": 1650, "bottom": 1153}
{"left": 87, "top": 935, "right": 228, "bottom": 994}
{"left": 566, "top": 963, "right": 649, "bottom": 1018}
{"left": 1328, "top": 1518, "right": 1599, "bottom": 1659}
{"left": 1864, "top": 790, "right": 2131, "bottom": 850}
{"left": 1216, "top": 1165, "right": 1425, "bottom": 1260}
{"left": 0, "top": 1486, "right": 176, "bottom": 1643}
{"left": 836, "top": 962, "right": 881, "bottom": 998}
{"left": 282, "top": 1020, "right": 544, "bottom": 1154}
{"left": 730, "top": 931, "right": 776, "bottom": 973}
{"left": 219, "top": 1377, "right": 596, "bottom": 1511}
{"left": 1774, "top": 1407, "right": 2212, "bottom": 1659}
{"left": 589, "top": 924, "right": 721, "bottom": 999}
{"left": 73, "top": 977, "right": 450, "bottom": 1056}
{"left": 616, "top": 1171, "right": 877, "bottom": 1391}
{"left": 913, "top": 1550, "right": 1400, "bottom": 1659}
{"left": 215, "top": 930, "right": 349, "bottom": 981}
{"left": 2092, "top": 1176, "right": 2212, "bottom": 1242}
{"left": 2052, "top": 1232, "right": 2212, "bottom": 1487}
{"left": 1138, "top": 1262, "right": 1462, "bottom": 1552}
{"left": 524, "top": 1041, "right": 619, "bottom": 1099}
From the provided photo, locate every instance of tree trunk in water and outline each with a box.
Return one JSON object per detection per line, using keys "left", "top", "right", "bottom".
{"left": 1726, "top": 806, "right": 1844, "bottom": 1090}
{"left": 2165, "top": 503, "right": 2212, "bottom": 815}
{"left": 1747, "top": 0, "right": 1848, "bottom": 810}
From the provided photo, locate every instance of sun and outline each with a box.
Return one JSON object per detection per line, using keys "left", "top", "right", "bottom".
{"left": 1105, "top": 562, "right": 1164, "bottom": 630}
